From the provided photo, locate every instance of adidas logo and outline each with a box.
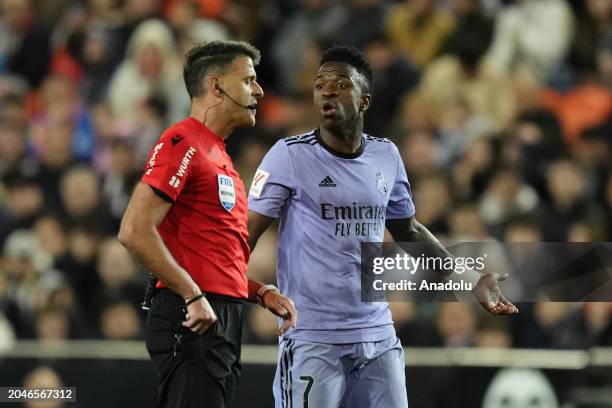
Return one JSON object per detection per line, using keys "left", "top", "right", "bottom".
{"left": 319, "top": 176, "right": 336, "bottom": 187}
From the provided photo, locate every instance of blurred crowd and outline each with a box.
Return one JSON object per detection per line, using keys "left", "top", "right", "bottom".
{"left": 0, "top": 0, "right": 611, "bottom": 352}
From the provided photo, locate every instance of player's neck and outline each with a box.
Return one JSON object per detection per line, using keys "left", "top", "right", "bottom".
{"left": 319, "top": 124, "right": 363, "bottom": 154}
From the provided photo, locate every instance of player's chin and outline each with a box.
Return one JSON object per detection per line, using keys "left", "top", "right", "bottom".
{"left": 320, "top": 113, "right": 342, "bottom": 127}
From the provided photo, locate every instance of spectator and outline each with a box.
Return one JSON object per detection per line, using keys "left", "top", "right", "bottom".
{"left": 386, "top": 0, "right": 455, "bottom": 67}
{"left": 99, "top": 300, "right": 141, "bottom": 340}
{"left": 59, "top": 166, "right": 110, "bottom": 230}
{"left": 362, "top": 31, "right": 420, "bottom": 136}
{"left": 22, "top": 366, "right": 65, "bottom": 408}
{"left": 271, "top": 0, "right": 345, "bottom": 93}
{"left": 106, "top": 19, "right": 188, "bottom": 125}
{"left": 435, "top": 302, "right": 478, "bottom": 347}
{"left": 484, "top": 0, "right": 573, "bottom": 83}
{"left": 0, "top": 0, "right": 52, "bottom": 87}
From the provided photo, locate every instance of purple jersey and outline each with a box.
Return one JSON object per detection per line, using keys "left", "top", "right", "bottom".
{"left": 249, "top": 129, "right": 415, "bottom": 343}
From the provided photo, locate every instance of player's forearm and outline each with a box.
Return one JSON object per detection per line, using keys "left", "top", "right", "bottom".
{"left": 387, "top": 218, "right": 454, "bottom": 278}
{"left": 119, "top": 227, "right": 200, "bottom": 299}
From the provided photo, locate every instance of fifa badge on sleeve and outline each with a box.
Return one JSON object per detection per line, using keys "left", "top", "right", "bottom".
{"left": 218, "top": 174, "right": 236, "bottom": 211}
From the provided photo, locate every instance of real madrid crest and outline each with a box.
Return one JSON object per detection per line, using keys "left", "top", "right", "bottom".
{"left": 376, "top": 171, "right": 387, "bottom": 194}
{"left": 217, "top": 174, "right": 236, "bottom": 211}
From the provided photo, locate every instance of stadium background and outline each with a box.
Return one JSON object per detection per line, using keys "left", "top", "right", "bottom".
{"left": 0, "top": 0, "right": 611, "bottom": 406}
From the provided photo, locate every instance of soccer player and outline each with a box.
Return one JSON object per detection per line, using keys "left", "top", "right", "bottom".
{"left": 118, "top": 41, "right": 296, "bottom": 408}
{"left": 247, "top": 45, "right": 518, "bottom": 407}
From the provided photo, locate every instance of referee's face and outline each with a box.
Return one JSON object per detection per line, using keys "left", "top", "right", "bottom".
{"left": 220, "top": 55, "right": 264, "bottom": 128}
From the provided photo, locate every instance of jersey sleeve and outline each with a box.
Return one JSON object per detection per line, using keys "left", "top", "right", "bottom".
{"left": 248, "top": 140, "right": 296, "bottom": 218}
{"left": 386, "top": 144, "right": 416, "bottom": 219}
{"left": 141, "top": 135, "right": 198, "bottom": 202}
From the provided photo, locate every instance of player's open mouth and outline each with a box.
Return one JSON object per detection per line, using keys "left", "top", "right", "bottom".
{"left": 247, "top": 104, "right": 257, "bottom": 112}
{"left": 321, "top": 102, "right": 337, "bottom": 116}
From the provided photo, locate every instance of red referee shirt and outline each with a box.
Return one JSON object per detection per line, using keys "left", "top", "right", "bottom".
{"left": 141, "top": 117, "right": 249, "bottom": 299}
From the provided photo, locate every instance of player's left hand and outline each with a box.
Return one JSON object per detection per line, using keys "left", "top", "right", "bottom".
{"left": 472, "top": 273, "right": 519, "bottom": 315}
{"left": 261, "top": 291, "right": 298, "bottom": 336}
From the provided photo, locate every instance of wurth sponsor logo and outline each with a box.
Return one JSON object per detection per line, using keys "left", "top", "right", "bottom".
{"left": 168, "top": 146, "right": 197, "bottom": 188}
{"left": 145, "top": 142, "right": 164, "bottom": 175}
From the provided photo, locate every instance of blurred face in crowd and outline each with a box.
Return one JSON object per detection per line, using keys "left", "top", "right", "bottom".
{"left": 124, "top": 0, "right": 160, "bottom": 19}
{"left": 488, "top": 170, "right": 521, "bottom": 209}
{"left": 400, "top": 131, "right": 438, "bottom": 177}
{"left": 436, "top": 302, "right": 477, "bottom": 346}
{"left": 5, "top": 182, "right": 44, "bottom": 220}
{"left": 0, "top": 125, "right": 25, "bottom": 164}
{"left": 0, "top": 0, "right": 31, "bottom": 30}
{"left": 136, "top": 43, "right": 163, "bottom": 80}
{"left": 0, "top": 97, "right": 27, "bottom": 129}
{"left": 448, "top": 205, "right": 487, "bottom": 239}
{"left": 35, "top": 310, "right": 69, "bottom": 341}
{"left": 33, "top": 216, "right": 67, "bottom": 260}
{"left": 96, "top": 239, "right": 136, "bottom": 288}
{"left": 587, "top": 0, "right": 611, "bottom": 20}
{"left": 547, "top": 161, "right": 586, "bottom": 209}
{"left": 42, "top": 76, "right": 76, "bottom": 122}
{"left": 68, "top": 228, "right": 98, "bottom": 263}
{"left": 535, "top": 302, "right": 574, "bottom": 330}
{"left": 109, "top": 141, "right": 137, "bottom": 176}
{"left": 504, "top": 223, "right": 542, "bottom": 243}
{"left": 414, "top": 176, "right": 451, "bottom": 226}
{"left": 100, "top": 302, "right": 141, "bottom": 340}
{"left": 314, "top": 62, "right": 370, "bottom": 132}
{"left": 23, "top": 366, "right": 63, "bottom": 408}
{"left": 60, "top": 167, "right": 100, "bottom": 217}
{"left": 37, "top": 121, "right": 74, "bottom": 169}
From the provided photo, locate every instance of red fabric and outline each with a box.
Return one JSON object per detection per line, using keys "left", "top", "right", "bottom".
{"left": 142, "top": 117, "right": 249, "bottom": 299}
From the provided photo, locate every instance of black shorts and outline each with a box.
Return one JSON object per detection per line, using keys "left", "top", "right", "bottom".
{"left": 145, "top": 289, "right": 245, "bottom": 408}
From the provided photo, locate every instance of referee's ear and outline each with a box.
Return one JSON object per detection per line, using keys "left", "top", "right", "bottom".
{"left": 207, "top": 76, "right": 222, "bottom": 97}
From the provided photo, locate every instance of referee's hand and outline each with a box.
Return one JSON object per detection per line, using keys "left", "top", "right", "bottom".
{"left": 261, "top": 292, "right": 297, "bottom": 336}
{"left": 183, "top": 297, "right": 218, "bottom": 334}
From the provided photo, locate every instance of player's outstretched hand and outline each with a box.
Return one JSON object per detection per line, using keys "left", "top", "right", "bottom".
{"left": 183, "top": 296, "right": 218, "bottom": 334}
{"left": 261, "top": 291, "right": 297, "bottom": 336}
{"left": 472, "top": 273, "right": 519, "bottom": 315}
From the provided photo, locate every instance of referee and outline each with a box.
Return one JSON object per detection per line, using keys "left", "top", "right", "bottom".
{"left": 118, "top": 41, "right": 297, "bottom": 408}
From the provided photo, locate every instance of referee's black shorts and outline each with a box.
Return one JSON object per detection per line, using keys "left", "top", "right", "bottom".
{"left": 145, "top": 289, "right": 244, "bottom": 408}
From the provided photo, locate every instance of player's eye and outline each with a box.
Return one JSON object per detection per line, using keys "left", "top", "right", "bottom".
{"left": 315, "top": 83, "right": 324, "bottom": 89}
{"left": 338, "top": 82, "right": 348, "bottom": 89}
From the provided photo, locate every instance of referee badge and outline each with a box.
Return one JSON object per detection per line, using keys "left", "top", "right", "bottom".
{"left": 217, "top": 175, "right": 236, "bottom": 211}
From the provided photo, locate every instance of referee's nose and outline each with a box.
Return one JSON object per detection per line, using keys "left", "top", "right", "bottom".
{"left": 253, "top": 80, "right": 264, "bottom": 99}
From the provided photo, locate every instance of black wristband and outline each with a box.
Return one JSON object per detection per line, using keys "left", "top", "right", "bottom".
{"left": 185, "top": 293, "right": 206, "bottom": 307}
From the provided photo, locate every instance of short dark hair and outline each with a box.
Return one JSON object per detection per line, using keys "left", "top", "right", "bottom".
{"left": 320, "top": 45, "right": 374, "bottom": 92}
{"left": 183, "top": 41, "right": 261, "bottom": 99}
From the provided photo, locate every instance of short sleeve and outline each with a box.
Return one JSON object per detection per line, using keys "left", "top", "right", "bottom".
{"left": 386, "top": 144, "right": 416, "bottom": 219}
{"left": 248, "top": 140, "right": 296, "bottom": 218}
{"left": 141, "top": 136, "right": 198, "bottom": 202}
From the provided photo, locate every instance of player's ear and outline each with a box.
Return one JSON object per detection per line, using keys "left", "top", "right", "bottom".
{"left": 360, "top": 93, "right": 371, "bottom": 113}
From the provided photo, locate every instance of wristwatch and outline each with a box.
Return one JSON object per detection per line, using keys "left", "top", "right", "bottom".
{"left": 256, "top": 284, "right": 279, "bottom": 305}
